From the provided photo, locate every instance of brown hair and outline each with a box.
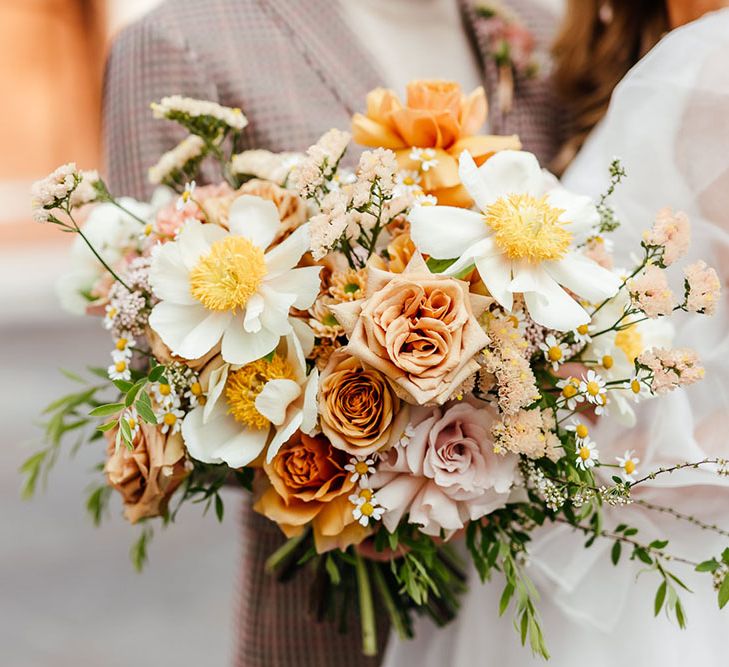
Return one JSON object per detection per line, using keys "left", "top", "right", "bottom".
{"left": 551, "top": 0, "right": 669, "bottom": 173}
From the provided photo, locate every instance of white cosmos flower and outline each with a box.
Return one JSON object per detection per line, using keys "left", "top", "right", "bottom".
{"left": 409, "top": 150, "right": 621, "bottom": 331}
{"left": 181, "top": 334, "right": 318, "bottom": 468}
{"left": 148, "top": 195, "right": 321, "bottom": 365}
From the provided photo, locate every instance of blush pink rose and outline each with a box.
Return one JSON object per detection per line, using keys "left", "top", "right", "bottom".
{"left": 155, "top": 183, "right": 234, "bottom": 237}
{"left": 370, "top": 400, "right": 518, "bottom": 536}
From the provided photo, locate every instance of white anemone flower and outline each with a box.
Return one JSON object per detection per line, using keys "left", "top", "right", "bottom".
{"left": 181, "top": 334, "right": 318, "bottom": 468}
{"left": 409, "top": 150, "right": 621, "bottom": 331}
{"left": 149, "top": 195, "right": 321, "bottom": 366}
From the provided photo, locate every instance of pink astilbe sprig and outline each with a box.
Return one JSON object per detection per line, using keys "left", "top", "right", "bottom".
{"left": 643, "top": 207, "right": 691, "bottom": 267}
{"left": 627, "top": 264, "right": 675, "bottom": 318}
{"left": 684, "top": 260, "right": 721, "bottom": 315}
{"left": 637, "top": 347, "right": 705, "bottom": 395}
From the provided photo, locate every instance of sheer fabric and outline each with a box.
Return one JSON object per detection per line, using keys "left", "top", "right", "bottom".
{"left": 383, "top": 9, "right": 729, "bottom": 666}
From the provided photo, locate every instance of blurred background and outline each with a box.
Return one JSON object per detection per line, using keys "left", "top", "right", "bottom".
{"left": 0, "top": 2, "right": 239, "bottom": 666}
{"left": 0, "top": 1, "right": 563, "bottom": 665}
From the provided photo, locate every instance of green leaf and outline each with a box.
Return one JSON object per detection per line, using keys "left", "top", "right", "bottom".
{"left": 86, "top": 485, "right": 111, "bottom": 526}
{"left": 721, "top": 548, "right": 729, "bottom": 565}
{"left": 113, "top": 379, "right": 134, "bottom": 393}
{"left": 130, "top": 527, "right": 152, "bottom": 572}
{"left": 325, "top": 553, "right": 341, "bottom": 585}
{"left": 19, "top": 450, "right": 46, "bottom": 499}
{"left": 135, "top": 391, "right": 157, "bottom": 424}
{"left": 654, "top": 581, "right": 667, "bottom": 616}
{"left": 96, "top": 420, "right": 118, "bottom": 433}
{"left": 125, "top": 378, "right": 147, "bottom": 407}
{"left": 426, "top": 257, "right": 457, "bottom": 274}
{"left": 60, "top": 368, "right": 86, "bottom": 383}
{"left": 148, "top": 364, "right": 167, "bottom": 382}
{"left": 649, "top": 539, "right": 669, "bottom": 550}
{"left": 718, "top": 573, "right": 729, "bottom": 609}
{"left": 611, "top": 541, "right": 621, "bottom": 566}
{"left": 519, "top": 610, "right": 529, "bottom": 646}
{"left": 696, "top": 558, "right": 721, "bottom": 573}
{"left": 499, "top": 581, "right": 515, "bottom": 616}
{"left": 119, "top": 416, "right": 133, "bottom": 447}
{"left": 623, "top": 527, "right": 638, "bottom": 537}
{"left": 214, "top": 493, "right": 224, "bottom": 522}
{"left": 89, "top": 402, "right": 125, "bottom": 418}
{"left": 675, "top": 598, "right": 686, "bottom": 629}
{"left": 634, "top": 548, "right": 653, "bottom": 565}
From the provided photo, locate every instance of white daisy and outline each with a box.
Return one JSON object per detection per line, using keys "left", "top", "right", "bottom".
{"left": 122, "top": 407, "right": 141, "bottom": 440}
{"left": 575, "top": 438, "right": 600, "bottom": 470}
{"left": 539, "top": 334, "right": 570, "bottom": 372}
{"left": 183, "top": 378, "right": 205, "bottom": 407}
{"left": 409, "top": 150, "right": 621, "bottom": 331}
{"left": 108, "top": 356, "right": 131, "bottom": 381}
{"left": 152, "top": 381, "right": 179, "bottom": 408}
{"left": 393, "top": 170, "right": 423, "bottom": 197}
{"left": 159, "top": 405, "right": 184, "bottom": 435}
{"left": 565, "top": 418, "right": 590, "bottom": 443}
{"left": 579, "top": 370, "right": 607, "bottom": 414}
{"left": 344, "top": 456, "right": 376, "bottom": 487}
{"left": 409, "top": 147, "right": 439, "bottom": 172}
{"left": 113, "top": 334, "right": 135, "bottom": 358}
{"left": 181, "top": 333, "right": 318, "bottom": 468}
{"left": 616, "top": 449, "right": 641, "bottom": 482}
{"left": 572, "top": 322, "right": 592, "bottom": 345}
{"left": 148, "top": 195, "right": 321, "bottom": 365}
{"left": 103, "top": 304, "right": 118, "bottom": 330}
{"left": 350, "top": 489, "right": 385, "bottom": 527}
{"left": 556, "top": 376, "right": 583, "bottom": 410}
{"left": 176, "top": 180, "right": 196, "bottom": 211}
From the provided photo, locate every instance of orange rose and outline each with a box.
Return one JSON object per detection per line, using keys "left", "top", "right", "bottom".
{"left": 319, "top": 350, "right": 410, "bottom": 456}
{"left": 253, "top": 432, "right": 368, "bottom": 552}
{"left": 351, "top": 79, "right": 521, "bottom": 206}
{"left": 104, "top": 422, "right": 190, "bottom": 524}
{"left": 331, "top": 254, "right": 491, "bottom": 405}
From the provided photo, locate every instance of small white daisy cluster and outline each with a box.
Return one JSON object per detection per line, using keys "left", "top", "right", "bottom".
{"left": 348, "top": 487, "right": 385, "bottom": 527}
{"left": 409, "top": 147, "right": 439, "bottom": 172}
{"left": 120, "top": 406, "right": 141, "bottom": 441}
{"left": 104, "top": 256, "right": 154, "bottom": 338}
{"left": 521, "top": 459, "right": 567, "bottom": 511}
{"left": 148, "top": 134, "right": 206, "bottom": 185}
{"left": 539, "top": 334, "right": 569, "bottom": 372}
{"left": 566, "top": 418, "right": 600, "bottom": 471}
{"left": 164, "top": 361, "right": 205, "bottom": 409}
{"left": 107, "top": 332, "right": 135, "bottom": 381}
{"left": 30, "top": 163, "right": 78, "bottom": 222}
{"left": 151, "top": 96, "right": 248, "bottom": 130}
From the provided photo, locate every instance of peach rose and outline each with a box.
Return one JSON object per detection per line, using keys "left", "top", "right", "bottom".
{"left": 331, "top": 254, "right": 490, "bottom": 405}
{"left": 319, "top": 351, "right": 410, "bottom": 456}
{"left": 155, "top": 183, "right": 234, "bottom": 237}
{"left": 351, "top": 79, "right": 521, "bottom": 206}
{"left": 253, "top": 431, "right": 368, "bottom": 552}
{"left": 370, "top": 401, "right": 518, "bottom": 536}
{"left": 104, "top": 422, "right": 190, "bottom": 524}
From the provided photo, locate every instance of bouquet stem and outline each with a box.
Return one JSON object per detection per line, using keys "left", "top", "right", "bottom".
{"left": 354, "top": 551, "right": 378, "bottom": 656}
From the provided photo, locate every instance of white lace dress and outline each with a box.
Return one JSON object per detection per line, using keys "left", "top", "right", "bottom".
{"left": 383, "top": 9, "right": 729, "bottom": 666}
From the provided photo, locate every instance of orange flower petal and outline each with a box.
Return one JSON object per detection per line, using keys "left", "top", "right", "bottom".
{"left": 395, "top": 148, "right": 459, "bottom": 191}
{"left": 351, "top": 113, "right": 405, "bottom": 149}
{"left": 459, "top": 87, "right": 488, "bottom": 137}
{"left": 451, "top": 134, "right": 522, "bottom": 162}
{"left": 253, "top": 485, "right": 322, "bottom": 527}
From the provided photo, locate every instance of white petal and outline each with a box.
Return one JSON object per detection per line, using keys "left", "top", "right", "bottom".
{"left": 441, "top": 236, "right": 499, "bottom": 276}
{"left": 227, "top": 195, "right": 280, "bottom": 249}
{"left": 475, "top": 253, "right": 514, "bottom": 311}
{"left": 177, "top": 219, "right": 227, "bottom": 270}
{"left": 546, "top": 187, "right": 600, "bottom": 235}
{"left": 284, "top": 331, "right": 308, "bottom": 384}
{"left": 149, "top": 301, "right": 231, "bottom": 359}
{"left": 243, "top": 293, "right": 265, "bottom": 333}
{"left": 221, "top": 320, "right": 280, "bottom": 365}
{"left": 522, "top": 271, "right": 590, "bottom": 331}
{"left": 255, "top": 379, "right": 302, "bottom": 426}
{"left": 149, "top": 242, "right": 196, "bottom": 305}
{"left": 289, "top": 317, "right": 315, "bottom": 357}
{"left": 266, "top": 411, "right": 302, "bottom": 462}
{"left": 265, "top": 265, "right": 321, "bottom": 309}
{"left": 544, "top": 253, "right": 621, "bottom": 302}
{"left": 203, "top": 363, "right": 229, "bottom": 423}
{"left": 409, "top": 205, "right": 486, "bottom": 259}
{"left": 259, "top": 285, "right": 297, "bottom": 336}
{"left": 300, "top": 369, "right": 319, "bottom": 435}
{"left": 458, "top": 150, "right": 495, "bottom": 211}
{"left": 264, "top": 224, "right": 310, "bottom": 277}
{"left": 182, "top": 401, "right": 268, "bottom": 467}
{"left": 477, "top": 150, "right": 543, "bottom": 202}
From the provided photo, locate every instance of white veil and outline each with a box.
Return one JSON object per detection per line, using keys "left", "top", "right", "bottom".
{"left": 383, "top": 10, "right": 729, "bottom": 666}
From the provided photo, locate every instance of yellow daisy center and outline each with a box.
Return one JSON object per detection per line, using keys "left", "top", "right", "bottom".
{"left": 577, "top": 324, "right": 589, "bottom": 335}
{"left": 360, "top": 502, "right": 375, "bottom": 517}
{"left": 578, "top": 446, "right": 591, "bottom": 461}
{"left": 576, "top": 423, "right": 589, "bottom": 439}
{"left": 359, "top": 488, "right": 373, "bottom": 501}
{"left": 615, "top": 325, "right": 643, "bottom": 364}
{"left": 403, "top": 176, "right": 416, "bottom": 186}
{"left": 225, "top": 354, "right": 296, "bottom": 429}
{"left": 631, "top": 378, "right": 641, "bottom": 394}
{"left": 586, "top": 380, "right": 601, "bottom": 396}
{"left": 115, "top": 338, "right": 128, "bottom": 351}
{"left": 485, "top": 194, "right": 571, "bottom": 261}
{"left": 127, "top": 417, "right": 137, "bottom": 430}
{"left": 354, "top": 461, "right": 370, "bottom": 475}
{"left": 624, "top": 459, "right": 636, "bottom": 475}
{"left": 158, "top": 383, "right": 171, "bottom": 396}
{"left": 189, "top": 236, "right": 267, "bottom": 311}
{"left": 114, "top": 360, "right": 127, "bottom": 373}
{"left": 190, "top": 381, "right": 203, "bottom": 396}
{"left": 163, "top": 412, "right": 177, "bottom": 426}
{"left": 601, "top": 355, "right": 614, "bottom": 369}
{"left": 547, "top": 346, "right": 563, "bottom": 362}
{"left": 562, "top": 384, "right": 578, "bottom": 399}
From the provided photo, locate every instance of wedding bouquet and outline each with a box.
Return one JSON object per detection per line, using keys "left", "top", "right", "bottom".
{"left": 25, "top": 81, "right": 729, "bottom": 657}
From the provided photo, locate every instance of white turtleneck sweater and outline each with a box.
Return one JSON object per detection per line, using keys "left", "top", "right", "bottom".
{"left": 337, "top": 0, "right": 484, "bottom": 94}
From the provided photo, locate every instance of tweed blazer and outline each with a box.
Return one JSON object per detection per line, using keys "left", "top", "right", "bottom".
{"left": 102, "top": 1, "right": 566, "bottom": 665}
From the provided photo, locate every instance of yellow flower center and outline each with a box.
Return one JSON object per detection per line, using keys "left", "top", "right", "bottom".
{"left": 624, "top": 459, "right": 636, "bottom": 475}
{"left": 602, "top": 355, "right": 614, "bottom": 369}
{"left": 403, "top": 176, "right": 416, "bottom": 186}
{"left": 359, "top": 488, "right": 373, "bottom": 501}
{"left": 586, "top": 380, "right": 601, "bottom": 396}
{"left": 485, "top": 194, "right": 571, "bottom": 262}
{"left": 189, "top": 236, "right": 267, "bottom": 311}
{"left": 578, "top": 446, "right": 591, "bottom": 461}
{"left": 225, "top": 354, "right": 296, "bottom": 429}
{"left": 127, "top": 417, "right": 137, "bottom": 430}
{"left": 158, "top": 383, "right": 171, "bottom": 396}
{"left": 631, "top": 378, "right": 641, "bottom": 394}
{"left": 163, "top": 412, "right": 177, "bottom": 426}
{"left": 354, "top": 461, "right": 370, "bottom": 475}
{"left": 114, "top": 360, "right": 127, "bottom": 373}
{"left": 115, "top": 338, "right": 128, "bottom": 351}
{"left": 562, "top": 384, "right": 578, "bottom": 399}
{"left": 144, "top": 223, "right": 153, "bottom": 236}
{"left": 615, "top": 325, "right": 643, "bottom": 365}
{"left": 107, "top": 307, "right": 118, "bottom": 319}
{"left": 576, "top": 423, "right": 589, "bottom": 439}
{"left": 547, "top": 346, "right": 563, "bottom": 362}
{"left": 360, "top": 502, "right": 375, "bottom": 517}
{"left": 190, "top": 381, "right": 203, "bottom": 396}
{"left": 577, "top": 324, "right": 589, "bottom": 335}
